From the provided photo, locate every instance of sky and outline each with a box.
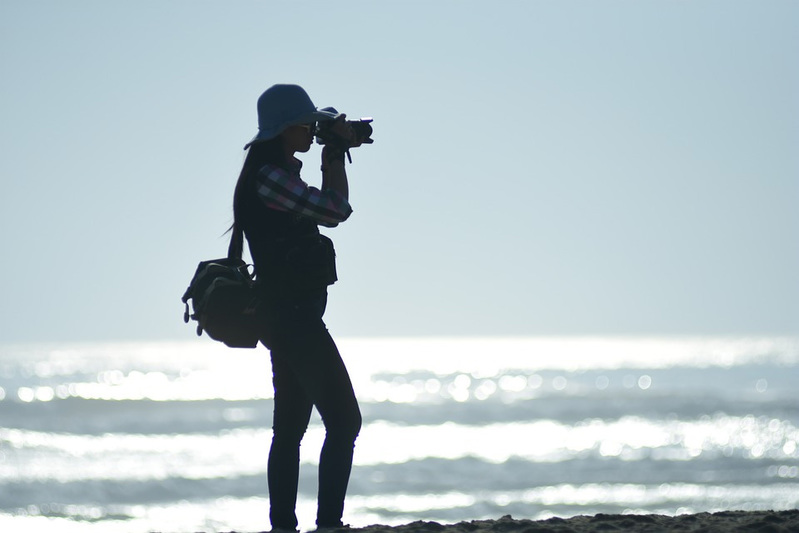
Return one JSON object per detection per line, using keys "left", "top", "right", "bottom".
{"left": 1, "top": 0, "right": 797, "bottom": 343}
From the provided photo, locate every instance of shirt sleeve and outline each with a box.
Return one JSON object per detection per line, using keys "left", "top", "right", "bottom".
{"left": 253, "top": 164, "right": 353, "bottom": 227}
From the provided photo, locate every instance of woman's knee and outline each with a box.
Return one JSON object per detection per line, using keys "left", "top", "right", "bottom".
{"left": 326, "top": 404, "right": 362, "bottom": 442}
{"left": 348, "top": 407, "right": 363, "bottom": 439}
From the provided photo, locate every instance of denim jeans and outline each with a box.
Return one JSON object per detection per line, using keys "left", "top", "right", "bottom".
{"left": 261, "top": 290, "right": 361, "bottom": 529}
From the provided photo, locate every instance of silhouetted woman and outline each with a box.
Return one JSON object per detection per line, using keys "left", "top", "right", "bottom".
{"left": 232, "top": 84, "right": 361, "bottom": 532}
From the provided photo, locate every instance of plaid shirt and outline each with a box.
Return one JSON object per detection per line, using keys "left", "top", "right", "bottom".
{"left": 253, "top": 159, "right": 352, "bottom": 228}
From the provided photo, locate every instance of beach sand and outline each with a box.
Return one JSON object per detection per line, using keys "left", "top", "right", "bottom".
{"left": 335, "top": 512, "right": 799, "bottom": 533}
{"left": 200, "top": 511, "right": 799, "bottom": 533}
{"left": 216, "top": 511, "right": 799, "bottom": 533}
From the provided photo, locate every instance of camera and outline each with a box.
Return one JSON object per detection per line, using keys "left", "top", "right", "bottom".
{"left": 314, "top": 107, "right": 374, "bottom": 150}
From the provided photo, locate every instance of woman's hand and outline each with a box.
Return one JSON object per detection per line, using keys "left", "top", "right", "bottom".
{"left": 320, "top": 115, "right": 350, "bottom": 200}
{"left": 321, "top": 118, "right": 350, "bottom": 164}
{"left": 327, "top": 114, "right": 359, "bottom": 147}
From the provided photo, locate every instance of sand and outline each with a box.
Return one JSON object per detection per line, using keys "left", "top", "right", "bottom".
{"left": 304, "top": 511, "right": 799, "bottom": 533}
{"left": 200, "top": 511, "right": 799, "bottom": 533}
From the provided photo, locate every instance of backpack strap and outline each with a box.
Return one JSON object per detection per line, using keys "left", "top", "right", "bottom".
{"left": 228, "top": 223, "right": 244, "bottom": 260}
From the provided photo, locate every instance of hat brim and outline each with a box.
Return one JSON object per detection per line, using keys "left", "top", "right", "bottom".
{"left": 244, "top": 107, "right": 340, "bottom": 149}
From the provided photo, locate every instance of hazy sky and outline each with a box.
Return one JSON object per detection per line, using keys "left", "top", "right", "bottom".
{"left": 1, "top": 0, "right": 797, "bottom": 343}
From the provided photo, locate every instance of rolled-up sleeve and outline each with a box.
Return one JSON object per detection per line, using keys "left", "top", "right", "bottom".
{"left": 254, "top": 164, "right": 353, "bottom": 227}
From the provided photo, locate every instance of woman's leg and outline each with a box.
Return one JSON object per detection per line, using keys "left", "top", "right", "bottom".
{"left": 298, "top": 326, "right": 361, "bottom": 527}
{"left": 267, "top": 290, "right": 361, "bottom": 528}
{"left": 273, "top": 314, "right": 361, "bottom": 526}
{"left": 268, "top": 349, "right": 314, "bottom": 530}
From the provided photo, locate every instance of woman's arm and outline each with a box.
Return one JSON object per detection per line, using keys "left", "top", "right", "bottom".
{"left": 254, "top": 164, "right": 352, "bottom": 227}
{"left": 321, "top": 146, "right": 349, "bottom": 202}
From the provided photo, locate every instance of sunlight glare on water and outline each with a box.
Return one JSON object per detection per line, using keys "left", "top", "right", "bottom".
{"left": 3, "top": 337, "right": 795, "bottom": 403}
{"left": 1, "top": 336, "right": 798, "bottom": 532}
{"left": 339, "top": 336, "right": 799, "bottom": 376}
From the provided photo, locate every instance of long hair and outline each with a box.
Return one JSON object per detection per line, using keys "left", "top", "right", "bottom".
{"left": 231, "top": 136, "right": 287, "bottom": 233}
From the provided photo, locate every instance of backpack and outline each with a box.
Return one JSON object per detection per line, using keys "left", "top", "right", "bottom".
{"left": 181, "top": 226, "right": 260, "bottom": 348}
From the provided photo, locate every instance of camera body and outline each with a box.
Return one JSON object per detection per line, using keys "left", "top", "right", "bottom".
{"left": 314, "top": 107, "right": 374, "bottom": 150}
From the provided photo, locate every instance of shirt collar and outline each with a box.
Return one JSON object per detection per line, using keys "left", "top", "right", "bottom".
{"left": 289, "top": 156, "right": 303, "bottom": 173}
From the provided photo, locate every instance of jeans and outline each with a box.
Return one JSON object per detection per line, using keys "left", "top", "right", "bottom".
{"left": 261, "top": 290, "right": 361, "bottom": 529}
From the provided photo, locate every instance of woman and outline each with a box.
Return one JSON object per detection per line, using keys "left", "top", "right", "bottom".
{"left": 232, "top": 84, "right": 362, "bottom": 532}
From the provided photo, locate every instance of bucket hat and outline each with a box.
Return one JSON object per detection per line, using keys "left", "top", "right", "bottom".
{"left": 244, "top": 84, "right": 339, "bottom": 148}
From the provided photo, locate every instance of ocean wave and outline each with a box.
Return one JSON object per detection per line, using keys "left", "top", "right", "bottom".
{"left": 1, "top": 337, "right": 798, "bottom": 532}
{"left": 2, "top": 415, "right": 796, "bottom": 486}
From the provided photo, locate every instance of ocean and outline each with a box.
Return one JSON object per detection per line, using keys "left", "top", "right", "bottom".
{"left": 0, "top": 336, "right": 797, "bottom": 532}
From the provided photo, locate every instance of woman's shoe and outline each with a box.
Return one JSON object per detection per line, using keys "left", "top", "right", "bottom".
{"left": 314, "top": 523, "right": 351, "bottom": 533}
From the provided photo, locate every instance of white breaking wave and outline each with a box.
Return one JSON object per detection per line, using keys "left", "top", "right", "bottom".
{"left": 1, "top": 415, "right": 796, "bottom": 483}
